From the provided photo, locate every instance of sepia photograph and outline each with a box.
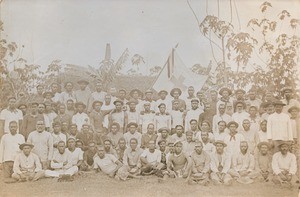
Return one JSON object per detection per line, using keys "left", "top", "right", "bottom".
{"left": 0, "top": 0, "right": 299, "bottom": 196}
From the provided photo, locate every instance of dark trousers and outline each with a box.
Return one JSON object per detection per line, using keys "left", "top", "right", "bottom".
{"left": 3, "top": 161, "right": 14, "bottom": 178}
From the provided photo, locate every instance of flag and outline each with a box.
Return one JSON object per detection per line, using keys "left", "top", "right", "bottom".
{"left": 152, "top": 49, "right": 208, "bottom": 92}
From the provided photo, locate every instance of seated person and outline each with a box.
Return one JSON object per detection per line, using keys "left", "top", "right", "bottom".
{"left": 272, "top": 141, "right": 298, "bottom": 187}
{"left": 66, "top": 138, "right": 84, "bottom": 171}
{"left": 166, "top": 141, "right": 192, "bottom": 179}
{"left": 93, "top": 145, "right": 123, "bottom": 179}
{"left": 210, "top": 140, "right": 233, "bottom": 185}
{"left": 103, "top": 138, "right": 118, "bottom": 157}
{"left": 140, "top": 140, "right": 163, "bottom": 175}
{"left": 255, "top": 142, "right": 273, "bottom": 182}
{"left": 45, "top": 141, "right": 78, "bottom": 180}
{"left": 190, "top": 141, "right": 210, "bottom": 185}
{"left": 229, "top": 141, "right": 259, "bottom": 184}
{"left": 81, "top": 141, "right": 97, "bottom": 171}
{"left": 12, "top": 143, "right": 44, "bottom": 182}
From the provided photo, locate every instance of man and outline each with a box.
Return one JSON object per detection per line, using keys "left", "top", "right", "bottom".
{"left": 65, "top": 99, "right": 76, "bottom": 117}
{"left": 18, "top": 103, "right": 27, "bottom": 116}
{"left": 156, "top": 127, "right": 172, "bottom": 146}
{"left": 44, "top": 101, "right": 57, "bottom": 132}
{"left": 141, "top": 89, "right": 156, "bottom": 111}
{"left": 224, "top": 121, "right": 245, "bottom": 155}
{"left": 122, "top": 138, "right": 144, "bottom": 177}
{"left": 198, "top": 102, "right": 214, "bottom": 128}
{"left": 233, "top": 89, "right": 246, "bottom": 107}
{"left": 170, "top": 99, "right": 184, "bottom": 133}
{"left": 210, "top": 140, "right": 233, "bottom": 185}
{"left": 87, "top": 82, "right": 107, "bottom": 112}
{"left": 155, "top": 90, "right": 172, "bottom": 112}
{"left": 154, "top": 103, "right": 171, "bottom": 131}
{"left": 35, "top": 84, "right": 45, "bottom": 103}
{"left": 51, "top": 122, "right": 67, "bottom": 151}
{"left": 76, "top": 124, "right": 94, "bottom": 150}
{"left": 216, "top": 87, "right": 234, "bottom": 114}
{"left": 50, "top": 82, "right": 61, "bottom": 103}
{"left": 247, "top": 89, "right": 261, "bottom": 111}
{"left": 232, "top": 101, "right": 249, "bottom": 130}
{"left": 240, "top": 119, "right": 259, "bottom": 154}
{"left": 101, "top": 94, "right": 115, "bottom": 129}
{"left": 185, "top": 86, "right": 196, "bottom": 111}
{"left": 190, "top": 141, "right": 211, "bottom": 185}
{"left": 116, "top": 138, "right": 127, "bottom": 162}
{"left": 27, "top": 120, "right": 54, "bottom": 169}
{"left": 45, "top": 141, "right": 78, "bottom": 179}
{"left": 185, "top": 98, "right": 203, "bottom": 131}
{"left": 106, "top": 122, "right": 124, "bottom": 148}
{"left": 166, "top": 141, "right": 192, "bottom": 179}
{"left": 267, "top": 100, "right": 293, "bottom": 152}
{"left": 272, "top": 141, "right": 298, "bottom": 186}
{"left": 281, "top": 87, "right": 300, "bottom": 114}
{"left": 89, "top": 101, "right": 106, "bottom": 143}
{"left": 139, "top": 102, "right": 156, "bottom": 134}
{"left": 170, "top": 88, "right": 186, "bottom": 111}
{"left": 140, "top": 140, "right": 163, "bottom": 175}
{"left": 129, "top": 89, "right": 143, "bottom": 112}
{"left": 255, "top": 142, "right": 273, "bottom": 182}
{"left": 74, "top": 79, "right": 91, "bottom": 106}
{"left": 171, "top": 125, "right": 186, "bottom": 143}
{"left": 81, "top": 141, "right": 97, "bottom": 171}
{"left": 68, "top": 124, "right": 78, "bottom": 139}
{"left": 123, "top": 122, "right": 142, "bottom": 147}
{"left": 60, "top": 82, "right": 76, "bottom": 104}
{"left": 189, "top": 119, "right": 201, "bottom": 140}
{"left": 93, "top": 145, "right": 123, "bottom": 178}
{"left": 257, "top": 120, "right": 268, "bottom": 142}
{"left": 126, "top": 99, "right": 140, "bottom": 124}
{"left": 247, "top": 105, "right": 260, "bottom": 132}
{"left": 12, "top": 142, "right": 44, "bottom": 181}
{"left": 229, "top": 141, "right": 258, "bottom": 184}
{"left": 53, "top": 104, "right": 72, "bottom": 128}
{"left": 118, "top": 89, "right": 128, "bottom": 104}
{"left": 212, "top": 103, "right": 232, "bottom": 133}
{"left": 288, "top": 106, "right": 300, "bottom": 142}
{"left": 103, "top": 138, "right": 118, "bottom": 157}
{"left": 72, "top": 102, "right": 90, "bottom": 131}
{"left": 208, "top": 89, "right": 218, "bottom": 116}
{"left": 0, "top": 97, "right": 23, "bottom": 137}
{"left": 261, "top": 101, "right": 275, "bottom": 121}
{"left": 109, "top": 99, "right": 127, "bottom": 133}
{"left": 66, "top": 138, "right": 83, "bottom": 171}
{"left": 214, "top": 121, "right": 229, "bottom": 141}
{"left": 141, "top": 123, "right": 158, "bottom": 149}
{"left": 0, "top": 121, "right": 25, "bottom": 183}
{"left": 200, "top": 131, "right": 215, "bottom": 155}
{"left": 182, "top": 131, "right": 196, "bottom": 156}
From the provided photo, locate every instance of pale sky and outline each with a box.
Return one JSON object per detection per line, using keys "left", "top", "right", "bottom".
{"left": 1, "top": 0, "right": 299, "bottom": 73}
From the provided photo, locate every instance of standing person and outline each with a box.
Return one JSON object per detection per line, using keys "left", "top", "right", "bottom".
{"left": 123, "top": 122, "right": 142, "bottom": 147}
{"left": 106, "top": 123, "right": 124, "bottom": 148}
{"left": 247, "top": 106, "right": 260, "bottom": 132}
{"left": 65, "top": 99, "right": 76, "bottom": 117}
{"left": 154, "top": 103, "right": 171, "bottom": 131}
{"left": 198, "top": 102, "right": 214, "bottom": 128}
{"left": 170, "top": 100, "right": 184, "bottom": 134}
{"left": 12, "top": 142, "right": 44, "bottom": 182}
{"left": 184, "top": 86, "right": 196, "bottom": 111}
{"left": 53, "top": 104, "right": 72, "bottom": 128}
{"left": 0, "top": 121, "right": 25, "bottom": 183}
{"left": 89, "top": 101, "right": 106, "bottom": 139}
{"left": 232, "top": 101, "right": 249, "bottom": 131}
{"left": 141, "top": 123, "right": 158, "bottom": 149}
{"left": 208, "top": 89, "right": 219, "bottom": 116}
{"left": 72, "top": 102, "right": 90, "bottom": 131}
{"left": 281, "top": 87, "right": 300, "bottom": 114}
{"left": 210, "top": 140, "right": 233, "bottom": 185}
{"left": 257, "top": 120, "right": 268, "bottom": 142}
{"left": 214, "top": 121, "right": 229, "bottom": 142}
{"left": 141, "top": 89, "right": 156, "bottom": 111}
{"left": 200, "top": 131, "right": 215, "bottom": 155}
{"left": 118, "top": 89, "right": 128, "bottom": 105}
{"left": 185, "top": 99, "right": 203, "bottom": 131}
{"left": 155, "top": 90, "right": 172, "bottom": 112}
{"left": 170, "top": 88, "right": 186, "bottom": 111}
{"left": 60, "top": 82, "right": 76, "bottom": 104}
{"left": 0, "top": 97, "right": 23, "bottom": 137}
{"left": 267, "top": 100, "right": 293, "bottom": 152}
{"left": 126, "top": 99, "right": 140, "bottom": 124}
{"left": 35, "top": 84, "right": 45, "bottom": 103}
{"left": 212, "top": 103, "right": 232, "bottom": 133}
{"left": 139, "top": 102, "right": 156, "bottom": 134}
{"left": 109, "top": 99, "right": 127, "bottom": 133}
{"left": 224, "top": 121, "right": 245, "bottom": 156}
{"left": 87, "top": 82, "right": 107, "bottom": 112}
{"left": 247, "top": 89, "right": 261, "bottom": 111}
{"left": 50, "top": 82, "right": 61, "bottom": 103}
{"left": 288, "top": 106, "right": 300, "bottom": 142}
{"left": 75, "top": 80, "right": 91, "bottom": 107}
{"left": 129, "top": 89, "right": 144, "bottom": 113}
{"left": 216, "top": 87, "right": 234, "bottom": 114}
{"left": 27, "top": 120, "right": 54, "bottom": 170}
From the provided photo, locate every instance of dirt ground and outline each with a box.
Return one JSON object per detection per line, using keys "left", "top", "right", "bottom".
{"left": 0, "top": 171, "right": 299, "bottom": 197}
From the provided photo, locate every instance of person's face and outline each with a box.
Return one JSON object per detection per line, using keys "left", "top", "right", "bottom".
{"left": 19, "top": 105, "right": 27, "bottom": 114}
{"left": 94, "top": 103, "right": 102, "bottom": 111}
{"left": 159, "top": 105, "right": 166, "bottom": 113}
{"left": 118, "top": 140, "right": 126, "bottom": 149}
{"left": 53, "top": 125, "right": 61, "bottom": 134}
{"left": 222, "top": 91, "right": 229, "bottom": 98}
{"left": 115, "top": 103, "right": 122, "bottom": 111}
{"left": 161, "top": 130, "right": 168, "bottom": 138}
{"left": 218, "top": 122, "right": 226, "bottom": 132}
{"left": 249, "top": 107, "right": 257, "bottom": 116}
{"left": 130, "top": 140, "right": 138, "bottom": 150}
{"left": 201, "top": 132, "right": 209, "bottom": 142}
{"left": 132, "top": 91, "right": 139, "bottom": 99}
{"left": 31, "top": 104, "right": 38, "bottom": 114}
{"left": 36, "top": 121, "right": 45, "bottom": 132}
{"left": 148, "top": 141, "right": 156, "bottom": 150}
{"left": 210, "top": 92, "right": 217, "bottom": 100}
{"left": 275, "top": 105, "right": 283, "bottom": 113}
{"left": 45, "top": 104, "right": 52, "bottom": 112}
{"left": 70, "top": 125, "right": 78, "bottom": 135}
{"left": 129, "top": 125, "right": 137, "bottom": 134}
{"left": 173, "top": 102, "right": 179, "bottom": 110}
{"left": 168, "top": 144, "right": 174, "bottom": 153}
{"left": 144, "top": 104, "right": 150, "bottom": 111}
{"left": 82, "top": 125, "right": 89, "bottom": 133}
{"left": 236, "top": 104, "right": 244, "bottom": 112}
{"left": 176, "top": 126, "right": 184, "bottom": 136}
{"left": 88, "top": 143, "right": 96, "bottom": 151}
{"left": 77, "top": 105, "right": 84, "bottom": 113}
{"left": 96, "top": 83, "right": 102, "bottom": 92}
{"left": 23, "top": 146, "right": 32, "bottom": 156}
{"left": 160, "top": 92, "right": 167, "bottom": 99}
{"left": 51, "top": 84, "right": 59, "bottom": 93}
{"left": 97, "top": 148, "right": 105, "bottom": 158}
{"left": 104, "top": 141, "right": 111, "bottom": 150}
{"left": 37, "top": 86, "right": 43, "bottom": 95}
{"left": 188, "top": 88, "right": 194, "bottom": 96}
{"left": 67, "top": 101, "right": 74, "bottom": 109}
{"left": 280, "top": 144, "right": 289, "bottom": 155}
{"left": 61, "top": 122, "right": 68, "bottom": 132}
{"left": 248, "top": 92, "right": 255, "bottom": 100}
{"left": 186, "top": 133, "right": 193, "bottom": 142}
{"left": 67, "top": 139, "right": 76, "bottom": 149}
{"left": 240, "top": 142, "right": 248, "bottom": 153}
{"left": 8, "top": 98, "right": 17, "bottom": 109}
{"left": 173, "top": 91, "right": 180, "bottom": 98}
{"left": 59, "top": 105, "right": 65, "bottom": 113}
{"left": 236, "top": 91, "right": 244, "bottom": 99}
{"left": 129, "top": 103, "right": 136, "bottom": 110}
{"left": 242, "top": 120, "right": 250, "bottom": 130}
{"left": 195, "top": 145, "right": 203, "bottom": 154}
{"left": 204, "top": 104, "right": 211, "bottom": 111}
{"left": 65, "top": 83, "right": 73, "bottom": 92}
{"left": 266, "top": 105, "right": 275, "bottom": 114}
{"left": 191, "top": 101, "right": 198, "bottom": 109}
{"left": 105, "top": 96, "right": 111, "bottom": 104}
{"left": 147, "top": 125, "right": 155, "bottom": 135}
{"left": 145, "top": 93, "right": 152, "bottom": 99}
{"left": 38, "top": 104, "right": 45, "bottom": 114}
{"left": 111, "top": 125, "right": 119, "bottom": 134}
{"left": 227, "top": 104, "right": 233, "bottom": 111}
{"left": 265, "top": 93, "right": 273, "bottom": 101}
{"left": 201, "top": 122, "right": 210, "bottom": 132}
{"left": 190, "top": 121, "right": 198, "bottom": 131}
{"left": 260, "top": 121, "right": 267, "bottom": 132}
{"left": 290, "top": 110, "right": 299, "bottom": 118}
{"left": 79, "top": 83, "right": 87, "bottom": 90}
{"left": 174, "top": 143, "right": 183, "bottom": 154}
{"left": 76, "top": 142, "right": 83, "bottom": 149}
{"left": 284, "top": 90, "right": 292, "bottom": 99}
{"left": 119, "top": 91, "right": 126, "bottom": 99}
{"left": 159, "top": 141, "right": 166, "bottom": 151}
{"left": 216, "top": 144, "right": 224, "bottom": 154}
{"left": 9, "top": 122, "right": 18, "bottom": 135}
{"left": 57, "top": 143, "right": 66, "bottom": 154}
{"left": 218, "top": 104, "right": 226, "bottom": 114}
{"left": 229, "top": 124, "right": 237, "bottom": 133}
{"left": 109, "top": 88, "right": 117, "bottom": 96}
{"left": 260, "top": 145, "right": 268, "bottom": 155}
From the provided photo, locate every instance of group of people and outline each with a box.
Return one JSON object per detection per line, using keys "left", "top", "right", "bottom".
{"left": 0, "top": 79, "right": 299, "bottom": 188}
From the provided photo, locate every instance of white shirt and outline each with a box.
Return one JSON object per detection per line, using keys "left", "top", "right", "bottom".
{"left": 170, "top": 110, "right": 184, "bottom": 128}
{"left": 272, "top": 152, "right": 297, "bottom": 175}
{"left": 94, "top": 154, "right": 118, "bottom": 174}
{"left": 123, "top": 131, "right": 142, "bottom": 147}
{"left": 0, "top": 133, "right": 25, "bottom": 163}
{"left": 224, "top": 133, "right": 245, "bottom": 155}
{"left": 0, "top": 108, "right": 23, "bottom": 133}
{"left": 257, "top": 130, "right": 268, "bottom": 142}
{"left": 232, "top": 111, "right": 250, "bottom": 130}
{"left": 66, "top": 148, "right": 83, "bottom": 166}
{"left": 139, "top": 112, "right": 155, "bottom": 134}
{"left": 267, "top": 112, "right": 293, "bottom": 141}
{"left": 140, "top": 149, "right": 161, "bottom": 165}
{"left": 185, "top": 108, "right": 203, "bottom": 131}
{"left": 212, "top": 113, "right": 232, "bottom": 133}
{"left": 72, "top": 112, "right": 90, "bottom": 131}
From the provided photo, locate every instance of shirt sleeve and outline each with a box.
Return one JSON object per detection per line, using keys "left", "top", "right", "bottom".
{"left": 271, "top": 153, "right": 281, "bottom": 175}
{"left": 47, "top": 134, "right": 54, "bottom": 160}
{"left": 109, "top": 154, "right": 118, "bottom": 163}
{"left": 34, "top": 154, "right": 43, "bottom": 172}
{"left": 222, "top": 154, "right": 231, "bottom": 173}
{"left": 289, "top": 153, "right": 297, "bottom": 175}
{"left": 210, "top": 155, "right": 218, "bottom": 173}
{"left": 13, "top": 154, "right": 22, "bottom": 174}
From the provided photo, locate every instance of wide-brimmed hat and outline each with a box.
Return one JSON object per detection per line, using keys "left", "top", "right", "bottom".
{"left": 170, "top": 88, "right": 182, "bottom": 97}
{"left": 145, "top": 89, "right": 153, "bottom": 94}
{"left": 272, "top": 100, "right": 286, "bottom": 106}
{"left": 158, "top": 103, "right": 166, "bottom": 108}
{"left": 288, "top": 106, "right": 300, "bottom": 113}
{"left": 113, "top": 99, "right": 124, "bottom": 105}
{"left": 119, "top": 89, "right": 127, "bottom": 93}
{"left": 219, "top": 87, "right": 232, "bottom": 96}
{"left": 129, "top": 89, "right": 143, "bottom": 98}
{"left": 75, "top": 102, "right": 86, "bottom": 109}
{"left": 227, "top": 121, "right": 239, "bottom": 128}
{"left": 261, "top": 101, "right": 274, "bottom": 108}
{"left": 77, "top": 79, "right": 89, "bottom": 85}
{"left": 213, "top": 140, "right": 227, "bottom": 147}
{"left": 281, "top": 86, "right": 293, "bottom": 93}
{"left": 257, "top": 142, "right": 270, "bottom": 150}
{"left": 127, "top": 122, "right": 138, "bottom": 128}
{"left": 158, "top": 90, "right": 168, "bottom": 96}
{"left": 234, "top": 101, "right": 246, "bottom": 109}
{"left": 126, "top": 99, "right": 138, "bottom": 105}
{"left": 158, "top": 127, "right": 170, "bottom": 133}
{"left": 174, "top": 140, "right": 183, "bottom": 146}
{"left": 158, "top": 139, "right": 167, "bottom": 145}
{"left": 191, "top": 98, "right": 200, "bottom": 103}
{"left": 278, "top": 141, "right": 291, "bottom": 147}
{"left": 19, "top": 142, "right": 34, "bottom": 150}
{"left": 235, "top": 89, "right": 246, "bottom": 95}
{"left": 92, "top": 100, "right": 103, "bottom": 108}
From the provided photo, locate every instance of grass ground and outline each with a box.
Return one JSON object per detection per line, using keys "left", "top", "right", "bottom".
{"left": 0, "top": 171, "right": 299, "bottom": 197}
